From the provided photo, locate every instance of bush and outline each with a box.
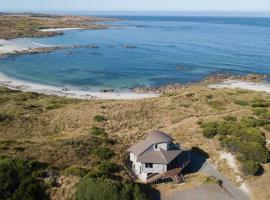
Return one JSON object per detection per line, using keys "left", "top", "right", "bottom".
{"left": 201, "top": 122, "right": 218, "bottom": 138}
{"left": 0, "top": 158, "right": 47, "bottom": 200}
{"left": 253, "top": 108, "right": 268, "bottom": 116}
{"left": 63, "top": 166, "right": 88, "bottom": 177}
{"left": 12, "top": 177, "right": 47, "bottom": 200}
{"left": 216, "top": 121, "right": 239, "bottom": 136}
{"left": 234, "top": 100, "right": 249, "bottom": 106}
{"left": 219, "top": 136, "right": 242, "bottom": 153}
{"left": 237, "top": 128, "right": 265, "bottom": 145}
{"left": 240, "top": 116, "right": 266, "bottom": 128}
{"left": 90, "top": 127, "right": 108, "bottom": 137}
{"left": 261, "top": 112, "right": 270, "bottom": 121}
{"left": 264, "top": 124, "right": 270, "bottom": 132}
{"left": 93, "top": 115, "right": 107, "bottom": 122}
{"left": 93, "top": 147, "right": 114, "bottom": 159}
{"left": 203, "top": 116, "right": 270, "bottom": 176}
{"left": 239, "top": 142, "right": 270, "bottom": 164}
{"left": 0, "top": 113, "right": 12, "bottom": 122}
{"left": 223, "top": 116, "right": 237, "bottom": 122}
{"left": 97, "top": 161, "right": 119, "bottom": 173}
{"left": 240, "top": 159, "right": 260, "bottom": 176}
{"left": 76, "top": 176, "right": 148, "bottom": 200}
{"left": 251, "top": 99, "right": 270, "bottom": 108}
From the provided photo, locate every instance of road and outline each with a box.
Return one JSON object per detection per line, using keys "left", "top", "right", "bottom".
{"left": 199, "top": 160, "right": 249, "bottom": 200}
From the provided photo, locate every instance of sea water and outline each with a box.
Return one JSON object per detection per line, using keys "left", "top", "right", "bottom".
{"left": 0, "top": 16, "right": 270, "bottom": 91}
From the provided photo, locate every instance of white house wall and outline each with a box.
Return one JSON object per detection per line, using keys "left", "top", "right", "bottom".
{"left": 142, "top": 163, "right": 167, "bottom": 174}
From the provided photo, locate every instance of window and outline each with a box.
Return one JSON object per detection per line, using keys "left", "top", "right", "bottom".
{"left": 145, "top": 163, "right": 153, "bottom": 168}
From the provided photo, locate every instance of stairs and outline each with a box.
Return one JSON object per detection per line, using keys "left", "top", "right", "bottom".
{"left": 146, "top": 168, "right": 183, "bottom": 184}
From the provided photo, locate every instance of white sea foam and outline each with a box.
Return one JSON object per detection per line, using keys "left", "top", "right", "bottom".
{"left": 0, "top": 72, "right": 159, "bottom": 100}
{"left": 39, "top": 28, "right": 84, "bottom": 32}
{"left": 208, "top": 80, "right": 270, "bottom": 93}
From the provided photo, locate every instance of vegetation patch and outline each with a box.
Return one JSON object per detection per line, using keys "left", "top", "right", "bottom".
{"left": 63, "top": 166, "right": 89, "bottom": 177}
{"left": 234, "top": 100, "right": 249, "bottom": 106}
{"left": 93, "top": 115, "right": 107, "bottom": 122}
{"left": 200, "top": 115, "right": 270, "bottom": 175}
{"left": 0, "top": 158, "right": 48, "bottom": 200}
{"left": 93, "top": 147, "right": 114, "bottom": 159}
{"left": 76, "top": 175, "right": 148, "bottom": 200}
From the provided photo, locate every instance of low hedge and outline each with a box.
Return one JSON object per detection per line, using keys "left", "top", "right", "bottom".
{"left": 76, "top": 176, "right": 148, "bottom": 200}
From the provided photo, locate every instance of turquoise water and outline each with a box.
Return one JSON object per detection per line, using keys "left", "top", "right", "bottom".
{"left": 0, "top": 16, "right": 270, "bottom": 91}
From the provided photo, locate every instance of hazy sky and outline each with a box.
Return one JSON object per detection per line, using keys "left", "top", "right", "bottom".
{"left": 1, "top": 0, "right": 270, "bottom": 12}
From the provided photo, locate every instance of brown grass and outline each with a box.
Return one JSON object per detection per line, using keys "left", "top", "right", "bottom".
{"left": 0, "top": 85, "right": 269, "bottom": 199}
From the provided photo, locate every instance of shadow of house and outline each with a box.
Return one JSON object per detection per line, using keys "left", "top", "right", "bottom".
{"left": 182, "top": 147, "right": 208, "bottom": 175}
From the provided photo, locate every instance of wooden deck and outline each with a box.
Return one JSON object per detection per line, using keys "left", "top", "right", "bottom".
{"left": 146, "top": 168, "right": 184, "bottom": 184}
{"left": 146, "top": 154, "right": 190, "bottom": 184}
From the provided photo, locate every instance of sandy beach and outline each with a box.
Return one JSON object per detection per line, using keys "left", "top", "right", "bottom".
{"left": 0, "top": 39, "right": 30, "bottom": 55}
{"left": 39, "top": 28, "right": 84, "bottom": 32}
{"left": 208, "top": 80, "right": 270, "bottom": 93}
{"left": 0, "top": 72, "right": 159, "bottom": 100}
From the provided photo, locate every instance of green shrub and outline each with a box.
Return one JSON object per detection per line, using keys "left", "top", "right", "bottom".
{"left": 261, "top": 112, "right": 270, "bottom": 121}
{"left": 63, "top": 166, "right": 88, "bottom": 177}
{"left": 240, "top": 117, "right": 266, "bottom": 128}
{"left": 234, "top": 100, "right": 249, "bottom": 106}
{"left": 201, "top": 122, "right": 218, "bottom": 138}
{"left": 12, "top": 177, "right": 47, "bottom": 200}
{"left": 0, "top": 113, "right": 12, "bottom": 122}
{"left": 238, "top": 142, "right": 270, "bottom": 164}
{"left": 97, "top": 161, "right": 119, "bottom": 173}
{"left": 240, "top": 159, "right": 260, "bottom": 176}
{"left": 219, "top": 135, "right": 242, "bottom": 153}
{"left": 223, "top": 116, "right": 237, "bottom": 122}
{"left": 0, "top": 158, "right": 47, "bottom": 200}
{"left": 76, "top": 176, "right": 147, "bottom": 200}
{"left": 90, "top": 127, "right": 108, "bottom": 137}
{"left": 216, "top": 121, "right": 239, "bottom": 136}
{"left": 251, "top": 99, "right": 270, "bottom": 108}
{"left": 253, "top": 108, "right": 268, "bottom": 116}
{"left": 205, "top": 95, "right": 214, "bottom": 100}
{"left": 237, "top": 128, "right": 265, "bottom": 145}
{"left": 264, "top": 124, "right": 270, "bottom": 132}
{"left": 93, "top": 147, "right": 114, "bottom": 159}
{"left": 93, "top": 115, "right": 107, "bottom": 122}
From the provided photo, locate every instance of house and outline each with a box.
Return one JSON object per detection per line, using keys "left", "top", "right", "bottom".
{"left": 127, "top": 130, "right": 190, "bottom": 184}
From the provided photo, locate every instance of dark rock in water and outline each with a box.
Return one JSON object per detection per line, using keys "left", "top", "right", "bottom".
{"left": 62, "top": 88, "right": 70, "bottom": 91}
{"left": 176, "top": 65, "right": 188, "bottom": 71}
{"left": 100, "top": 89, "right": 114, "bottom": 93}
{"left": 123, "top": 44, "right": 136, "bottom": 48}
{"left": 87, "top": 45, "right": 99, "bottom": 49}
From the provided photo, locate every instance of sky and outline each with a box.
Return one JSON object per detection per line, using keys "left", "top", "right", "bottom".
{"left": 1, "top": 0, "right": 270, "bottom": 14}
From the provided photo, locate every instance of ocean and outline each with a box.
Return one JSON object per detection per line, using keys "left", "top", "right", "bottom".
{"left": 0, "top": 16, "right": 270, "bottom": 92}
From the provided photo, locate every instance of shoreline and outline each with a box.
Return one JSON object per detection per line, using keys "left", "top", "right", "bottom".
{"left": 208, "top": 80, "right": 270, "bottom": 93}
{"left": 38, "top": 28, "right": 84, "bottom": 32}
{"left": 0, "top": 72, "right": 159, "bottom": 100}
{"left": 0, "top": 71, "right": 269, "bottom": 101}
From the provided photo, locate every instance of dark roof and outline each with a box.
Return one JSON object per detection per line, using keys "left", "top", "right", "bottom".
{"left": 137, "top": 149, "right": 182, "bottom": 164}
{"left": 127, "top": 131, "right": 173, "bottom": 156}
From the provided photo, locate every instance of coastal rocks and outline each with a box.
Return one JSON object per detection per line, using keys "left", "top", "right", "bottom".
{"left": 100, "top": 89, "right": 114, "bottom": 93}
{"left": 133, "top": 73, "right": 267, "bottom": 94}
{"left": 133, "top": 83, "right": 184, "bottom": 94}
{"left": 12, "top": 47, "right": 59, "bottom": 55}
{"left": 122, "top": 44, "right": 137, "bottom": 48}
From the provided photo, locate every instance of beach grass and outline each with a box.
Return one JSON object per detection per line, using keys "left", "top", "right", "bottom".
{"left": 0, "top": 85, "right": 269, "bottom": 199}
